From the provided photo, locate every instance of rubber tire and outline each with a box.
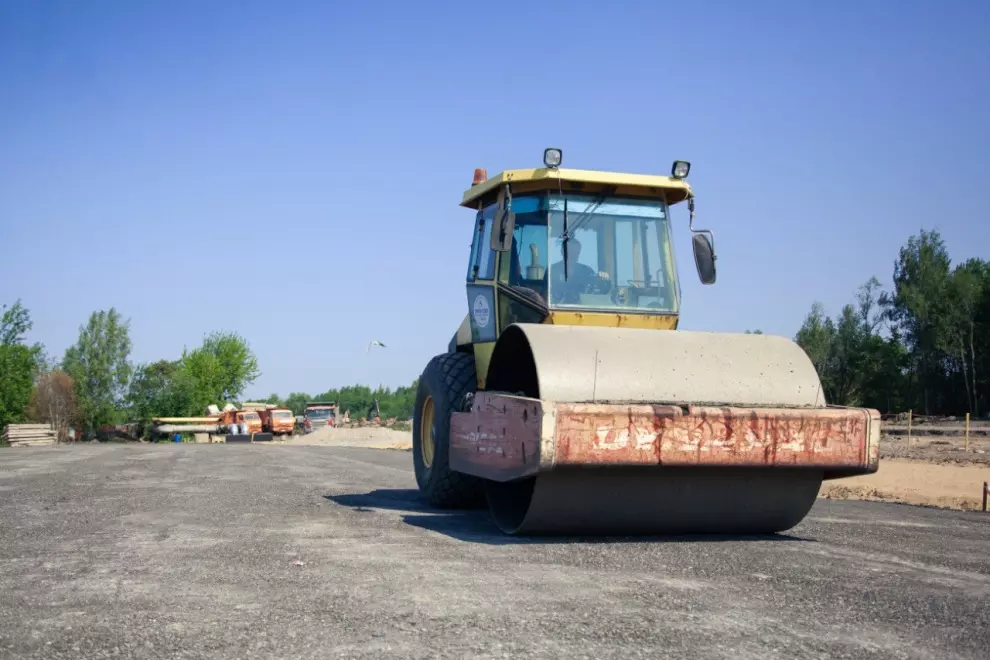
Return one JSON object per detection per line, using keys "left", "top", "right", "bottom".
{"left": 412, "top": 351, "right": 486, "bottom": 509}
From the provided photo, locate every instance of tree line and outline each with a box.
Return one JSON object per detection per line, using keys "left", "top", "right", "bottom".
{"left": 1, "top": 227, "right": 986, "bottom": 442}
{"left": 0, "top": 303, "right": 416, "bottom": 440}
{"left": 260, "top": 384, "right": 418, "bottom": 421}
{"left": 0, "top": 305, "right": 263, "bottom": 440}
{"left": 794, "top": 228, "right": 988, "bottom": 417}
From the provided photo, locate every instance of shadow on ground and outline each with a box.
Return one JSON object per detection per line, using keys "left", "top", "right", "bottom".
{"left": 327, "top": 489, "right": 815, "bottom": 546}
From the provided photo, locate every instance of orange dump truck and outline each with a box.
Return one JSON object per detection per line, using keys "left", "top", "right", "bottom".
{"left": 221, "top": 409, "right": 262, "bottom": 434}
{"left": 258, "top": 407, "right": 295, "bottom": 436}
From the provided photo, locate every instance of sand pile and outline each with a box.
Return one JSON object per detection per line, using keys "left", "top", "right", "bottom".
{"left": 285, "top": 426, "right": 412, "bottom": 450}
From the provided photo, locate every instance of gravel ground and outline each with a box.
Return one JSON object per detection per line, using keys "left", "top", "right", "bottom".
{"left": 1, "top": 444, "right": 988, "bottom": 660}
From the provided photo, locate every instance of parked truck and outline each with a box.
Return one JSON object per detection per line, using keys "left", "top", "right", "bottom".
{"left": 226, "top": 409, "right": 262, "bottom": 435}
{"left": 257, "top": 407, "right": 295, "bottom": 436}
{"left": 303, "top": 402, "right": 338, "bottom": 433}
{"left": 153, "top": 403, "right": 271, "bottom": 440}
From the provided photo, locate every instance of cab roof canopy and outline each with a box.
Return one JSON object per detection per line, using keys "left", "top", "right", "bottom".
{"left": 460, "top": 167, "right": 693, "bottom": 209}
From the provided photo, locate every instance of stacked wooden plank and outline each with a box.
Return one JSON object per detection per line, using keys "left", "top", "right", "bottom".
{"left": 2, "top": 424, "right": 56, "bottom": 447}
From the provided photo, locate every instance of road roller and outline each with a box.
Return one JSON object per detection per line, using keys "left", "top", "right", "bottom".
{"left": 412, "top": 148, "right": 880, "bottom": 535}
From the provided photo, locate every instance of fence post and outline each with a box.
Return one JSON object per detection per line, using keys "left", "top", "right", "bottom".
{"left": 965, "top": 413, "right": 970, "bottom": 452}
{"left": 907, "top": 410, "right": 913, "bottom": 447}
{"left": 984, "top": 482, "right": 988, "bottom": 513}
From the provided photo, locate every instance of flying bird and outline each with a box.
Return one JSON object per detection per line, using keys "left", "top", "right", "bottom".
{"left": 367, "top": 340, "right": 387, "bottom": 352}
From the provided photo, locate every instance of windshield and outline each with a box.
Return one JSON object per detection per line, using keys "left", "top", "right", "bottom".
{"left": 244, "top": 412, "right": 259, "bottom": 421}
{"left": 274, "top": 411, "right": 292, "bottom": 419}
{"left": 547, "top": 195, "right": 678, "bottom": 312}
{"left": 306, "top": 409, "right": 332, "bottom": 419}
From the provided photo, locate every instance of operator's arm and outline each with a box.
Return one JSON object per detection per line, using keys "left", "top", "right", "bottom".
{"left": 578, "top": 263, "right": 610, "bottom": 283}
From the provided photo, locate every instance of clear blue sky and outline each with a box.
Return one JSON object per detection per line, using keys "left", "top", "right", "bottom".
{"left": 2, "top": 0, "right": 988, "bottom": 398}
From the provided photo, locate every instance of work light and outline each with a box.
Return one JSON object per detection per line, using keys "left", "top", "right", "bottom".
{"left": 671, "top": 160, "right": 691, "bottom": 179}
{"left": 544, "top": 148, "right": 562, "bottom": 169}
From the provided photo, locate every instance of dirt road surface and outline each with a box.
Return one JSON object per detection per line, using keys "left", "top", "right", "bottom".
{"left": 820, "top": 459, "right": 990, "bottom": 510}
{"left": 1, "top": 445, "right": 988, "bottom": 660}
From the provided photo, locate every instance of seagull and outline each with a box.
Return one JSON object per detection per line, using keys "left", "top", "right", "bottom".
{"left": 367, "top": 340, "right": 387, "bottom": 352}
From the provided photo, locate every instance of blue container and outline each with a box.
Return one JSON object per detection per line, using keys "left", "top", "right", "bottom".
{"left": 173, "top": 433, "right": 182, "bottom": 443}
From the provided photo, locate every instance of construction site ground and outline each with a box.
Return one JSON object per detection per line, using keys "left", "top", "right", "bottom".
{"left": 1, "top": 444, "right": 988, "bottom": 660}
{"left": 819, "top": 429, "right": 990, "bottom": 511}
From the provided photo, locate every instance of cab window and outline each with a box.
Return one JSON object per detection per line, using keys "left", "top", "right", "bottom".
{"left": 466, "top": 203, "right": 497, "bottom": 281}
{"left": 496, "top": 195, "right": 549, "bottom": 305}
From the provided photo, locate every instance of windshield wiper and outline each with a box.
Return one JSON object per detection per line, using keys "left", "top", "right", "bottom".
{"left": 560, "top": 194, "right": 607, "bottom": 281}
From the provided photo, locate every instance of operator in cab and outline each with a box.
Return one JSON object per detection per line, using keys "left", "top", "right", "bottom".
{"left": 549, "top": 237, "right": 611, "bottom": 304}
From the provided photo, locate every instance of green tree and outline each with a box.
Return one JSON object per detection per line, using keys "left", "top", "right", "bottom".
{"left": 0, "top": 301, "right": 45, "bottom": 433}
{"left": 62, "top": 308, "right": 134, "bottom": 430}
{"left": 883, "top": 229, "right": 953, "bottom": 414}
{"left": 857, "top": 327, "right": 910, "bottom": 413}
{"left": 1, "top": 300, "right": 32, "bottom": 345}
{"left": 943, "top": 259, "right": 989, "bottom": 415}
{"left": 0, "top": 346, "right": 37, "bottom": 432}
{"left": 302, "top": 379, "right": 419, "bottom": 421}
{"left": 792, "top": 232, "right": 988, "bottom": 417}
{"left": 975, "top": 267, "right": 990, "bottom": 416}
{"left": 795, "top": 278, "right": 905, "bottom": 409}
{"left": 319, "top": 384, "right": 374, "bottom": 419}
{"left": 180, "top": 331, "right": 260, "bottom": 410}
{"left": 282, "top": 392, "right": 312, "bottom": 415}
{"left": 127, "top": 360, "right": 198, "bottom": 431}
{"left": 795, "top": 301, "right": 837, "bottom": 402}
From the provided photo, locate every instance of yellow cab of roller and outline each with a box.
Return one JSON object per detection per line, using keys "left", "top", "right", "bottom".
{"left": 449, "top": 148, "right": 717, "bottom": 389}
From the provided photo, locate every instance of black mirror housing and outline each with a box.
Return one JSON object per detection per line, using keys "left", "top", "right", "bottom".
{"left": 692, "top": 233, "right": 717, "bottom": 285}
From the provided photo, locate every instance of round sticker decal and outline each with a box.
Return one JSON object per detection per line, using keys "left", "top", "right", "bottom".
{"left": 472, "top": 294, "right": 490, "bottom": 328}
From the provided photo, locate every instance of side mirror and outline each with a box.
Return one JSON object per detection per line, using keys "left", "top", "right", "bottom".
{"left": 692, "top": 233, "right": 716, "bottom": 285}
